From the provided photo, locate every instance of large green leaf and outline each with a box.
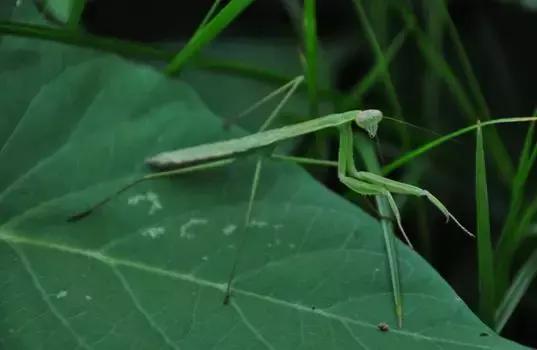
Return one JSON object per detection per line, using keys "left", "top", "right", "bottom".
{"left": 0, "top": 42, "right": 526, "bottom": 349}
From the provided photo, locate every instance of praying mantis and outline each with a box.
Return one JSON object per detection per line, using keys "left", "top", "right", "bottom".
{"left": 69, "top": 76, "right": 474, "bottom": 328}
{"left": 70, "top": 106, "right": 473, "bottom": 246}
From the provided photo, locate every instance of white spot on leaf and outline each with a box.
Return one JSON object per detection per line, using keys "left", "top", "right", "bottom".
{"left": 141, "top": 226, "right": 165, "bottom": 239}
{"left": 249, "top": 220, "right": 268, "bottom": 228}
{"left": 201, "top": 256, "right": 209, "bottom": 261}
{"left": 127, "top": 191, "right": 162, "bottom": 215}
{"left": 128, "top": 194, "right": 145, "bottom": 205}
{"left": 85, "top": 295, "right": 92, "bottom": 301}
{"left": 222, "top": 224, "right": 237, "bottom": 236}
{"left": 56, "top": 290, "right": 68, "bottom": 299}
{"left": 180, "top": 218, "right": 208, "bottom": 239}
{"left": 146, "top": 192, "right": 163, "bottom": 214}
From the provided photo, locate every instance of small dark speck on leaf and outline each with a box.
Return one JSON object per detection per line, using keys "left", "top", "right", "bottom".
{"left": 311, "top": 306, "right": 316, "bottom": 310}
{"left": 479, "top": 332, "right": 489, "bottom": 337}
{"left": 377, "top": 322, "right": 389, "bottom": 332}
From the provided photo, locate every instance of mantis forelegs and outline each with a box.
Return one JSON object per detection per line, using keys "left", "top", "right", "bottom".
{"left": 339, "top": 174, "right": 413, "bottom": 247}
{"left": 336, "top": 123, "right": 411, "bottom": 247}
{"left": 336, "top": 123, "right": 473, "bottom": 248}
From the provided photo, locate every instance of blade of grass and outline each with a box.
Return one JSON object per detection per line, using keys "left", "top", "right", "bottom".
{"left": 421, "top": 0, "right": 445, "bottom": 125}
{"left": 355, "top": 133, "right": 404, "bottom": 328}
{"left": 396, "top": 3, "right": 514, "bottom": 184}
{"left": 352, "top": 0, "right": 410, "bottom": 149}
{"left": 280, "top": 0, "right": 302, "bottom": 36}
{"left": 66, "top": 0, "right": 85, "bottom": 29}
{"left": 282, "top": 0, "right": 406, "bottom": 114}
{"left": 519, "top": 196, "right": 537, "bottom": 236}
{"left": 437, "top": 0, "right": 515, "bottom": 184}
{"left": 342, "top": 26, "right": 409, "bottom": 110}
{"left": 501, "top": 120, "right": 536, "bottom": 237}
{"left": 382, "top": 116, "right": 537, "bottom": 176}
{"left": 370, "top": 1, "right": 388, "bottom": 48}
{"left": 437, "top": 0, "right": 492, "bottom": 122}
{"left": 284, "top": 0, "right": 331, "bottom": 159}
{"left": 513, "top": 197, "right": 537, "bottom": 249}
{"left": 495, "top": 249, "right": 537, "bottom": 332}
{"left": 195, "top": 0, "right": 223, "bottom": 33}
{"left": 496, "top": 113, "right": 537, "bottom": 296}
{"left": 165, "top": 0, "right": 255, "bottom": 74}
{"left": 437, "top": 0, "right": 488, "bottom": 114}
{"left": 35, "top": 0, "right": 66, "bottom": 26}
{"left": 303, "top": 0, "right": 319, "bottom": 117}
{"left": 397, "top": 4, "right": 475, "bottom": 118}
{"left": 475, "top": 121, "right": 495, "bottom": 326}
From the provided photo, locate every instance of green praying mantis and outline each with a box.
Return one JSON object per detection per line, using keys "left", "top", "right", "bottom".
{"left": 69, "top": 75, "right": 475, "bottom": 327}
{"left": 70, "top": 73, "right": 473, "bottom": 240}
{"left": 70, "top": 84, "right": 473, "bottom": 247}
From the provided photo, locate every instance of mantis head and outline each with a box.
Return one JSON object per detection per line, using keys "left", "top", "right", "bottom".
{"left": 355, "top": 109, "right": 383, "bottom": 138}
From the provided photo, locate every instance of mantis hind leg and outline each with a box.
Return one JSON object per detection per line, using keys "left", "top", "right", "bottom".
{"left": 223, "top": 77, "right": 303, "bottom": 304}
{"left": 68, "top": 158, "right": 235, "bottom": 222}
{"left": 224, "top": 156, "right": 264, "bottom": 305}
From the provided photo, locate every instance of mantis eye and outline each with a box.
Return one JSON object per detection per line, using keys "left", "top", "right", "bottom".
{"left": 355, "top": 109, "right": 383, "bottom": 138}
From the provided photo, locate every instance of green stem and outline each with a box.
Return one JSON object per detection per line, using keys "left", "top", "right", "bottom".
{"left": 303, "top": 0, "right": 319, "bottom": 117}
{"left": 165, "top": 0, "right": 255, "bottom": 74}
{"left": 383, "top": 117, "right": 537, "bottom": 175}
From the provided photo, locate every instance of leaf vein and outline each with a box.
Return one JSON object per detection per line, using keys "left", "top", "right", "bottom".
{"left": 7, "top": 242, "right": 92, "bottom": 349}
{"left": 341, "top": 320, "right": 372, "bottom": 349}
{"left": 112, "top": 266, "right": 180, "bottom": 350}
{"left": 0, "top": 231, "right": 492, "bottom": 349}
{"left": 231, "top": 302, "right": 275, "bottom": 350}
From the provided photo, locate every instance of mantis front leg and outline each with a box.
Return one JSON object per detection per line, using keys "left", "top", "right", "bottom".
{"left": 337, "top": 123, "right": 473, "bottom": 247}
{"left": 337, "top": 124, "right": 412, "bottom": 247}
